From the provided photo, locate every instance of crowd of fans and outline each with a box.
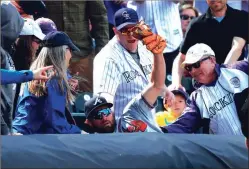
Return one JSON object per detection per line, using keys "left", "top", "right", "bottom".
{"left": 0, "top": 0, "right": 248, "bottom": 147}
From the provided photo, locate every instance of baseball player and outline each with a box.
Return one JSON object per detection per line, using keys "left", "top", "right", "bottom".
{"left": 94, "top": 8, "right": 167, "bottom": 124}
{"left": 162, "top": 43, "right": 248, "bottom": 135}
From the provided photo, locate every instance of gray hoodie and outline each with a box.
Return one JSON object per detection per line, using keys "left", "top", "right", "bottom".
{"left": 1, "top": 2, "right": 24, "bottom": 134}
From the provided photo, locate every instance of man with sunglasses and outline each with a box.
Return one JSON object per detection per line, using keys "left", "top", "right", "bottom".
{"left": 84, "top": 95, "right": 115, "bottom": 133}
{"left": 171, "top": 0, "right": 248, "bottom": 91}
{"left": 163, "top": 43, "right": 248, "bottom": 136}
{"left": 94, "top": 8, "right": 167, "bottom": 126}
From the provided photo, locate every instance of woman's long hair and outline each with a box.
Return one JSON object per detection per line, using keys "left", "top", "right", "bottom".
{"left": 27, "top": 45, "right": 74, "bottom": 103}
{"left": 13, "top": 35, "right": 36, "bottom": 70}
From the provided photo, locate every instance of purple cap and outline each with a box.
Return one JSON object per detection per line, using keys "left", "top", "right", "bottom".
{"left": 171, "top": 88, "right": 189, "bottom": 101}
{"left": 35, "top": 17, "right": 57, "bottom": 35}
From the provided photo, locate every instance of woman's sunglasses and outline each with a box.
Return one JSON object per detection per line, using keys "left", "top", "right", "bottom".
{"left": 184, "top": 57, "right": 210, "bottom": 72}
{"left": 32, "top": 38, "right": 42, "bottom": 44}
{"left": 89, "top": 108, "right": 111, "bottom": 120}
{"left": 180, "top": 15, "right": 196, "bottom": 21}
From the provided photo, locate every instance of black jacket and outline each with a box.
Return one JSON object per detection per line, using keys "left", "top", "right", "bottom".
{"left": 1, "top": 2, "right": 24, "bottom": 134}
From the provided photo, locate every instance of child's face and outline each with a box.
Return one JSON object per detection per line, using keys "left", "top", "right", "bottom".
{"left": 168, "top": 95, "right": 187, "bottom": 117}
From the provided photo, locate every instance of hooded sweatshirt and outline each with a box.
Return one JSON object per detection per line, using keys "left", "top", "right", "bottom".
{"left": 1, "top": 2, "right": 24, "bottom": 134}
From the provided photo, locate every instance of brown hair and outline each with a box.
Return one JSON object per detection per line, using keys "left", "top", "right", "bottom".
{"left": 179, "top": 4, "right": 199, "bottom": 17}
{"left": 13, "top": 35, "right": 36, "bottom": 70}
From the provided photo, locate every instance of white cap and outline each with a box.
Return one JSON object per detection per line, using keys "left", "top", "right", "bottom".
{"left": 182, "top": 43, "right": 215, "bottom": 67}
{"left": 20, "top": 18, "right": 45, "bottom": 40}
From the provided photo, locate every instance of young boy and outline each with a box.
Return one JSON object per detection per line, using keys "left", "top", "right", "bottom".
{"left": 156, "top": 89, "right": 189, "bottom": 127}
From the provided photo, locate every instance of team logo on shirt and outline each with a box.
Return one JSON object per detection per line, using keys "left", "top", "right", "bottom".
{"left": 173, "top": 29, "right": 180, "bottom": 35}
{"left": 122, "top": 64, "right": 152, "bottom": 83}
{"left": 122, "top": 120, "right": 147, "bottom": 132}
{"left": 230, "top": 77, "right": 240, "bottom": 88}
{"left": 208, "top": 93, "right": 234, "bottom": 118}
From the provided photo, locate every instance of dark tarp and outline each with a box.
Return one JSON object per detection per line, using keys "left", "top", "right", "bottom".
{"left": 1, "top": 133, "right": 248, "bottom": 168}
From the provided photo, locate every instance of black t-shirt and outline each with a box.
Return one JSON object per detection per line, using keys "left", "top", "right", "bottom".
{"left": 180, "top": 5, "right": 248, "bottom": 64}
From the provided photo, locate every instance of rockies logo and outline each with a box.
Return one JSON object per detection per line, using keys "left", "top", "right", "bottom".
{"left": 230, "top": 77, "right": 240, "bottom": 88}
{"left": 122, "top": 11, "right": 131, "bottom": 20}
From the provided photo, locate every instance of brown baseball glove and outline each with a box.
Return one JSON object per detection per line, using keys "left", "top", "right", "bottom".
{"left": 128, "top": 20, "right": 153, "bottom": 40}
{"left": 129, "top": 20, "right": 167, "bottom": 54}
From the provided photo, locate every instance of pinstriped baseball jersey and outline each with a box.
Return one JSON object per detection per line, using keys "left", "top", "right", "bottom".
{"left": 194, "top": 65, "right": 247, "bottom": 135}
{"left": 127, "top": 0, "right": 183, "bottom": 53}
{"left": 166, "top": 61, "right": 248, "bottom": 135}
{"left": 93, "top": 36, "right": 153, "bottom": 124}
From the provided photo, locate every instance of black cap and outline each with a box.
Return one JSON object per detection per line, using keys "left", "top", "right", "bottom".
{"left": 85, "top": 95, "right": 113, "bottom": 119}
{"left": 43, "top": 31, "right": 80, "bottom": 52}
{"left": 114, "top": 8, "right": 138, "bottom": 30}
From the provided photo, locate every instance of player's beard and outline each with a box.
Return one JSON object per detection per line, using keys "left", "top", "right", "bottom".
{"left": 209, "top": 0, "right": 226, "bottom": 13}
{"left": 94, "top": 120, "right": 116, "bottom": 133}
{"left": 93, "top": 116, "right": 116, "bottom": 133}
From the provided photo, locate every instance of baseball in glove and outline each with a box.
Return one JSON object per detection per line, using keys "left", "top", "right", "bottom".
{"left": 129, "top": 20, "right": 167, "bottom": 54}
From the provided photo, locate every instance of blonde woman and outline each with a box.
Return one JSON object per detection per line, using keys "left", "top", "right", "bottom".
{"left": 12, "top": 31, "right": 83, "bottom": 134}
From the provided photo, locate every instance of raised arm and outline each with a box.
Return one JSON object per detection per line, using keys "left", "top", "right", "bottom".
{"left": 224, "top": 37, "right": 246, "bottom": 64}
{"left": 171, "top": 52, "right": 186, "bottom": 90}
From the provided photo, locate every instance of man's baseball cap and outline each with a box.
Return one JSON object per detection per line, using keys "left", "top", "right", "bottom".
{"left": 85, "top": 95, "right": 113, "bottom": 119}
{"left": 20, "top": 18, "right": 45, "bottom": 40}
{"left": 182, "top": 43, "right": 215, "bottom": 67}
{"left": 114, "top": 8, "right": 138, "bottom": 30}
{"left": 43, "top": 31, "right": 80, "bottom": 52}
{"left": 35, "top": 17, "right": 57, "bottom": 35}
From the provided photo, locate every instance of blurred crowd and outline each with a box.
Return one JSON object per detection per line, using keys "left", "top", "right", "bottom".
{"left": 0, "top": 0, "right": 248, "bottom": 147}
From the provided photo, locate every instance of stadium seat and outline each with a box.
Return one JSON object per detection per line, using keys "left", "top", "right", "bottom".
{"left": 70, "top": 92, "right": 93, "bottom": 130}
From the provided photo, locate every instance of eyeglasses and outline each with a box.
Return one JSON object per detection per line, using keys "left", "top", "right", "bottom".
{"left": 184, "top": 57, "right": 210, "bottom": 72}
{"left": 180, "top": 15, "right": 196, "bottom": 20}
{"left": 89, "top": 108, "right": 111, "bottom": 120}
{"left": 32, "top": 38, "right": 42, "bottom": 44}
{"left": 120, "top": 27, "right": 133, "bottom": 36}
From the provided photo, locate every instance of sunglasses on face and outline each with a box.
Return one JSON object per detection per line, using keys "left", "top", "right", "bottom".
{"left": 120, "top": 27, "right": 134, "bottom": 36}
{"left": 180, "top": 15, "right": 196, "bottom": 21}
{"left": 184, "top": 57, "right": 210, "bottom": 72}
{"left": 90, "top": 108, "right": 111, "bottom": 120}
